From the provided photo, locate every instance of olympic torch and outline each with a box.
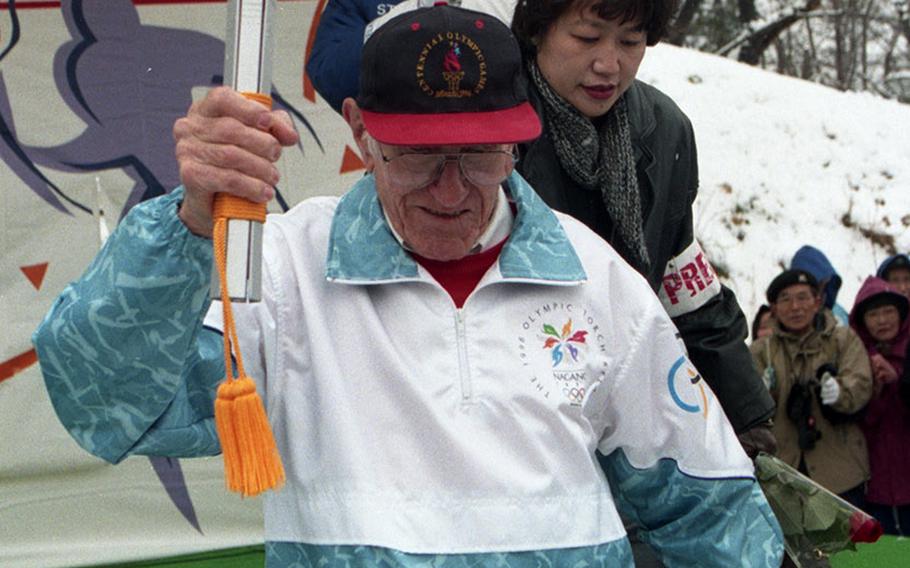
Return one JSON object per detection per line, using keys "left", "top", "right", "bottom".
{"left": 211, "top": 0, "right": 285, "bottom": 497}
{"left": 214, "top": 0, "right": 277, "bottom": 302}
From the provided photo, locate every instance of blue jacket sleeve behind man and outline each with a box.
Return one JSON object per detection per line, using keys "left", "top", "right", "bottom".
{"left": 306, "top": 0, "right": 402, "bottom": 113}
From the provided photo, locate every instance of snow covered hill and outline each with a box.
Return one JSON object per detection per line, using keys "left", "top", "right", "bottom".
{"left": 638, "top": 43, "right": 910, "bottom": 322}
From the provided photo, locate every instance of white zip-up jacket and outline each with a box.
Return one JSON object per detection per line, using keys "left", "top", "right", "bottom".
{"left": 34, "top": 172, "right": 783, "bottom": 567}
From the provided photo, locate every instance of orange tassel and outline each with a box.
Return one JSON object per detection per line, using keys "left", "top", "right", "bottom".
{"left": 211, "top": 92, "right": 285, "bottom": 497}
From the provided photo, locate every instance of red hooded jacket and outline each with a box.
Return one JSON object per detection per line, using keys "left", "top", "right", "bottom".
{"left": 849, "top": 276, "right": 910, "bottom": 505}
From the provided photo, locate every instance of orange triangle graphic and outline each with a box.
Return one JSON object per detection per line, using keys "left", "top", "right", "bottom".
{"left": 340, "top": 145, "right": 365, "bottom": 174}
{"left": 20, "top": 262, "right": 49, "bottom": 290}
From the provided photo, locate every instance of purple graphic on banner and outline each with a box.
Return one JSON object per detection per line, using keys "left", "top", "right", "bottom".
{"left": 0, "top": 0, "right": 319, "bottom": 533}
{"left": 0, "top": 0, "right": 222, "bottom": 214}
{"left": 0, "top": 0, "right": 319, "bottom": 218}
{"left": 149, "top": 456, "right": 203, "bottom": 534}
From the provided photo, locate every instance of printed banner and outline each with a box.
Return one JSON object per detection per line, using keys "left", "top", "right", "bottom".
{"left": 0, "top": 1, "right": 364, "bottom": 566}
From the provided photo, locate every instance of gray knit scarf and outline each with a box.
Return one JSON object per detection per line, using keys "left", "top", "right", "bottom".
{"left": 527, "top": 60, "right": 650, "bottom": 271}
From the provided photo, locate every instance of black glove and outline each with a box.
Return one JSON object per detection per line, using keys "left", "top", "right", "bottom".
{"left": 815, "top": 364, "right": 837, "bottom": 377}
{"left": 737, "top": 421, "right": 778, "bottom": 458}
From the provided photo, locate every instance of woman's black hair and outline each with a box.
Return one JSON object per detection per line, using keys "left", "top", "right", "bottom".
{"left": 511, "top": 0, "right": 680, "bottom": 55}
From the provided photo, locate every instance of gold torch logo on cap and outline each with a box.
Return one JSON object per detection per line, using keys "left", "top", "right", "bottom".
{"left": 416, "top": 31, "right": 487, "bottom": 99}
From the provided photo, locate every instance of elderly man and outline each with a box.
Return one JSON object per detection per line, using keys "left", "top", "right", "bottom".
{"left": 33, "top": 5, "right": 782, "bottom": 567}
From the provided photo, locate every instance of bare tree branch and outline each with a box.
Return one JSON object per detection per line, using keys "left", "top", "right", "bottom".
{"left": 733, "top": 0, "right": 822, "bottom": 65}
{"left": 683, "top": 0, "right": 909, "bottom": 102}
{"left": 668, "top": 0, "right": 704, "bottom": 46}
{"left": 738, "top": 0, "right": 759, "bottom": 23}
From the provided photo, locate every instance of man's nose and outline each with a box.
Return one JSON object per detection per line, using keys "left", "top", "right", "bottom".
{"left": 427, "top": 160, "right": 470, "bottom": 207}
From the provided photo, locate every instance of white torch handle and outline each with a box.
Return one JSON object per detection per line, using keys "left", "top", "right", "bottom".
{"left": 214, "top": 0, "right": 277, "bottom": 302}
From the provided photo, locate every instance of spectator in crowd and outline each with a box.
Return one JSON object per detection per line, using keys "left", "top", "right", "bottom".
{"left": 877, "top": 253, "right": 910, "bottom": 299}
{"left": 32, "top": 5, "right": 783, "bottom": 567}
{"left": 752, "top": 304, "right": 772, "bottom": 344}
{"left": 790, "top": 244, "right": 849, "bottom": 325}
{"left": 849, "top": 276, "right": 910, "bottom": 536}
{"left": 751, "top": 269, "right": 873, "bottom": 507}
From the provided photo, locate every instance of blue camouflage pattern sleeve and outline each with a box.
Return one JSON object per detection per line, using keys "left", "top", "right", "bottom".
{"left": 599, "top": 449, "right": 784, "bottom": 568}
{"left": 32, "top": 187, "right": 225, "bottom": 463}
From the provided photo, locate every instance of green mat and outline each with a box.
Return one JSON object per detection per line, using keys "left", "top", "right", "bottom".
{"left": 93, "top": 545, "right": 265, "bottom": 567}
{"left": 830, "top": 535, "right": 910, "bottom": 568}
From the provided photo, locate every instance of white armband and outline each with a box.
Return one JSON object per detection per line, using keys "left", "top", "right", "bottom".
{"left": 658, "top": 240, "right": 722, "bottom": 318}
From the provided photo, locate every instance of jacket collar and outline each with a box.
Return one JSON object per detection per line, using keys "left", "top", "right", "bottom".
{"left": 325, "top": 172, "right": 586, "bottom": 284}
{"left": 623, "top": 80, "right": 655, "bottom": 177}
{"left": 624, "top": 80, "right": 656, "bottom": 143}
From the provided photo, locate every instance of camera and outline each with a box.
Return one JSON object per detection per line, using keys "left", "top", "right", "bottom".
{"left": 786, "top": 381, "right": 821, "bottom": 450}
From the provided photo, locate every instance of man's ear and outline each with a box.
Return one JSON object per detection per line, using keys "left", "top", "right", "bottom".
{"left": 343, "top": 97, "right": 375, "bottom": 172}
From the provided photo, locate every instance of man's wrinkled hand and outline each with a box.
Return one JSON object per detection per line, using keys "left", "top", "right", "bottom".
{"left": 173, "top": 86, "right": 299, "bottom": 237}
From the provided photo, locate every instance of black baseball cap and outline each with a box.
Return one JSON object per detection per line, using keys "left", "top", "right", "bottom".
{"left": 357, "top": 4, "right": 541, "bottom": 146}
{"left": 766, "top": 269, "right": 820, "bottom": 304}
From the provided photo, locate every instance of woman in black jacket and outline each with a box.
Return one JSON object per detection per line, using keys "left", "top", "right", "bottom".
{"left": 511, "top": 0, "right": 775, "bottom": 443}
{"left": 510, "top": 3, "right": 779, "bottom": 565}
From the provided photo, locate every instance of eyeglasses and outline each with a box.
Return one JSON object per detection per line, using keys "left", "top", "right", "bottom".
{"left": 376, "top": 146, "right": 517, "bottom": 191}
{"left": 775, "top": 292, "right": 816, "bottom": 307}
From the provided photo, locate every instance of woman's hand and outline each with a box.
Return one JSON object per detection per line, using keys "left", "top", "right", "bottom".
{"left": 870, "top": 353, "right": 898, "bottom": 386}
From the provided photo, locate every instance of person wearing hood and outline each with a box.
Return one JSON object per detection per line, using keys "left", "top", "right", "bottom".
{"left": 751, "top": 269, "right": 873, "bottom": 506}
{"left": 876, "top": 253, "right": 910, "bottom": 299}
{"left": 790, "top": 245, "right": 849, "bottom": 325}
{"left": 849, "top": 276, "right": 910, "bottom": 536}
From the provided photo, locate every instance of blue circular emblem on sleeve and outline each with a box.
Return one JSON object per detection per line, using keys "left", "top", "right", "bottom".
{"left": 667, "top": 355, "right": 708, "bottom": 417}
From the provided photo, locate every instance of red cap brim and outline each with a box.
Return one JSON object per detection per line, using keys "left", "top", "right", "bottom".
{"left": 361, "top": 102, "right": 542, "bottom": 146}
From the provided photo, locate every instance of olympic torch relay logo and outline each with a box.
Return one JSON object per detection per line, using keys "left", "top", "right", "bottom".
{"left": 517, "top": 303, "right": 607, "bottom": 407}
